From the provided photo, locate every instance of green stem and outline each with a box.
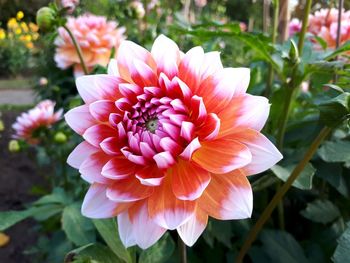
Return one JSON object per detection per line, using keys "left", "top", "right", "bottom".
{"left": 297, "top": 0, "right": 312, "bottom": 54}
{"left": 178, "top": 235, "right": 187, "bottom": 263}
{"left": 236, "top": 127, "right": 332, "bottom": 263}
{"left": 62, "top": 25, "right": 88, "bottom": 75}
{"left": 264, "top": 0, "right": 279, "bottom": 98}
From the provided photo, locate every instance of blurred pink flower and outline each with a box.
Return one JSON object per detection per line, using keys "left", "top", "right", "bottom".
{"left": 239, "top": 22, "right": 247, "bottom": 32}
{"left": 61, "top": 0, "right": 79, "bottom": 14}
{"left": 39, "top": 77, "right": 48, "bottom": 86}
{"left": 54, "top": 14, "right": 126, "bottom": 77}
{"left": 130, "top": 1, "right": 145, "bottom": 19}
{"left": 194, "top": 0, "right": 207, "bottom": 8}
{"left": 12, "top": 100, "right": 62, "bottom": 144}
{"left": 65, "top": 35, "right": 282, "bottom": 249}
{"left": 289, "top": 18, "right": 302, "bottom": 36}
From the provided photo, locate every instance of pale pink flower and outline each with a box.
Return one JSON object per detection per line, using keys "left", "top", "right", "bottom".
{"left": 194, "top": 0, "right": 207, "bottom": 8}
{"left": 289, "top": 18, "right": 302, "bottom": 36}
{"left": 61, "top": 0, "right": 79, "bottom": 14}
{"left": 239, "top": 22, "right": 247, "bottom": 32}
{"left": 54, "top": 14, "right": 126, "bottom": 77}
{"left": 13, "top": 100, "right": 62, "bottom": 144}
{"left": 130, "top": 1, "right": 145, "bottom": 19}
{"left": 39, "top": 77, "right": 48, "bottom": 86}
{"left": 65, "top": 35, "right": 282, "bottom": 249}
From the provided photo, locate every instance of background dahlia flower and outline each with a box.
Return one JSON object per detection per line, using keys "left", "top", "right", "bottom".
{"left": 13, "top": 100, "right": 62, "bottom": 144}
{"left": 61, "top": 0, "right": 80, "bottom": 14}
{"left": 65, "top": 35, "right": 282, "bottom": 249}
{"left": 54, "top": 14, "right": 125, "bottom": 77}
{"left": 290, "top": 8, "right": 350, "bottom": 49}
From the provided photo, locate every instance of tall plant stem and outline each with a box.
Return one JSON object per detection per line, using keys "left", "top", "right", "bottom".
{"left": 236, "top": 127, "right": 332, "bottom": 263}
{"left": 264, "top": 0, "right": 279, "bottom": 98}
{"left": 334, "top": 0, "right": 344, "bottom": 82}
{"left": 276, "top": 0, "right": 313, "bottom": 149}
{"left": 62, "top": 25, "right": 88, "bottom": 75}
{"left": 178, "top": 235, "right": 187, "bottom": 263}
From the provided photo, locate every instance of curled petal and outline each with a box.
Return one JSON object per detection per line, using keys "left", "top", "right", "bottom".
{"left": 67, "top": 141, "right": 98, "bottom": 169}
{"left": 179, "top": 137, "right": 201, "bottom": 161}
{"left": 79, "top": 152, "right": 111, "bottom": 184}
{"left": 82, "top": 183, "right": 122, "bottom": 218}
{"left": 190, "top": 95, "right": 207, "bottom": 124}
{"left": 197, "top": 113, "right": 220, "bottom": 141}
{"left": 65, "top": 105, "right": 96, "bottom": 135}
{"left": 89, "top": 100, "right": 118, "bottom": 122}
{"left": 83, "top": 124, "right": 117, "bottom": 147}
{"left": 199, "top": 170, "right": 252, "bottom": 220}
{"left": 171, "top": 159, "right": 211, "bottom": 201}
{"left": 153, "top": 151, "right": 176, "bottom": 169}
{"left": 192, "top": 138, "right": 252, "bottom": 174}
{"left": 100, "top": 137, "right": 121, "bottom": 155}
{"left": 106, "top": 177, "right": 154, "bottom": 202}
{"left": 135, "top": 165, "right": 166, "bottom": 186}
{"left": 101, "top": 156, "right": 136, "bottom": 180}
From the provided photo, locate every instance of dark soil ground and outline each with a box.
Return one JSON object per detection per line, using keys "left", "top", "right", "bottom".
{"left": 0, "top": 110, "right": 43, "bottom": 263}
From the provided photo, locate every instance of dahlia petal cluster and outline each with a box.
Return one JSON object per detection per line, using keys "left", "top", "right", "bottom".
{"left": 290, "top": 8, "right": 350, "bottom": 49}
{"left": 54, "top": 14, "right": 125, "bottom": 77}
{"left": 65, "top": 35, "right": 282, "bottom": 249}
{"left": 13, "top": 100, "right": 62, "bottom": 144}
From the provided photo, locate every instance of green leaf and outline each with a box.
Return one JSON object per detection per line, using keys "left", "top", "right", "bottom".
{"left": 65, "top": 243, "right": 123, "bottom": 263}
{"left": 92, "top": 219, "right": 131, "bottom": 263}
{"left": 271, "top": 163, "right": 316, "bottom": 190}
{"left": 32, "top": 204, "right": 64, "bottom": 221}
{"left": 139, "top": 233, "right": 175, "bottom": 263}
{"left": 62, "top": 203, "right": 96, "bottom": 246}
{"left": 318, "top": 92, "right": 350, "bottom": 127}
{"left": 33, "top": 187, "right": 71, "bottom": 206}
{"left": 300, "top": 200, "right": 340, "bottom": 224}
{"left": 318, "top": 140, "right": 350, "bottom": 163}
{"left": 325, "top": 41, "right": 350, "bottom": 60}
{"left": 0, "top": 209, "right": 33, "bottom": 231}
{"left": 260, "top": 230, "right": 309, "bottom": 263}
{"left": 333, "top": 222, "right": 350, "bottom": 263}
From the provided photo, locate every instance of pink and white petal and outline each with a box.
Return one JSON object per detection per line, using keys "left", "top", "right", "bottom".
{"left": 76, "top": 75, "right": 123, "bottom": 104}
{"left": 131, "top": 59, "right": 158, "bottom": 87}
{"left": 197, "top": 68, "right": 249, "bottom": 113}
{"left": 82, "top": 183, "right": 120, "bottom": 218}
{"left": 151, "top": 35, "right": 180, "bottom": 78}
{"left": 198, "top": 170, "right": 253, "bottom": 220}
{"left": 100, "top": 137, "right": 122, "bottom": 155}
{"left": 135, "top": 165, "right": 165, "bottom": 186}
{"left": 101, "top": 156, "right": 136, "bottom": 180}
{"left": 171, "top": 160, "right": 211, "bottom": 201}
{"left": 190, "top": 95, "right": 207, "bottom": 124}
{"left": 106, "top": 177, "right": 154, "bottom": 202}
{"left": 79, "top": 151, "right": 112, "bottom": 184}
{"left": 230, "top": 129, "right": 282, "bottom": 175}
{"left": 218, "top": 94, "right": 270, "bottom": 137}
{"left": 117, "top": 211, "right": 137, "bottom": 248}
{"left": 128, "top": 202, "right": 167, "bottom": 249}
{"left": 178, "top": 46, "right": 204, "bottom": 92}
{"left": 179, "top": 137, "right": 201, "bottom": 161}
{"left": 197, "top": 113, "right": 220, "bottom": 141}
{"left": 117, "top": 41, "right": 157, "bottom": 83}
{"left": 153, "top": 151, "right": 176, "bottom": 169}
{"left": 148, "top": 180, "right": 196, "bottom": 230}
{"left": 65, "top": 105, "right": 96, "bottom": 135}
{"left": 89, "top": 100, "right": 117, "bottom": 122}
{"left": 177, "top": 207, "right": 208, "bottom": 247}
{"left": 192, "top": 138, "right": 252, "bottom": 174}
{"left": 83, "top": 124, "right": 117, "bottom": 147}
{"left": 200, "top": 51, "right": 223, "bottom": 80}
{"left": 67, "top": 141, "right": 99, "bottom": 169}
{"left": 107, "top": 59, "right": 120, "bottom": 76}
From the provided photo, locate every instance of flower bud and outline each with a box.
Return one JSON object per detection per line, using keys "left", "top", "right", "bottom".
{"left": 54, "top": 132, "right": 67, "bottom": 143}
{"left": 39, "top": 77, "right": 48, "bottom": 86}
{"left": 36, "top": 7, "right": 56, "bottom": 32}
{"left": 8, "top": 140, "right": 20, "bottom": 152}
{"left": 0, "top": 120, "right": 4, "bottom": 132}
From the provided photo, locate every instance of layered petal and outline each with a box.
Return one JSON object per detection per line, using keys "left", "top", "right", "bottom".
{"left": 65, "top": 105, "right": 96, "bottom": 135}
{"left": 67, "top": 141, "right": 99, "bottom": 169}
{"left": 199, "top": 170, "right": 253, "bottom": 220}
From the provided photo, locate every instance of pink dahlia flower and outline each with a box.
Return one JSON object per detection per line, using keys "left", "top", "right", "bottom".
{"left": 13, "top": 100, "right": 62, "bottom": 144}
{"left": 54, "top": 14, "right": 126, "bottom": 77}
{"left": 65, "top": 35, "right": 282, "bottom": 249}
{"left": 289, "top": 18, "right": 302, "bottom": 37}
{"left": 61, "top": 0, "right": 79, "bottom": 14}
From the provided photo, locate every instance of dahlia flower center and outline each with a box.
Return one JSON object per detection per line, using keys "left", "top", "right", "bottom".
{"left": 145, "top": 118, "right": 158, "bottom": 133}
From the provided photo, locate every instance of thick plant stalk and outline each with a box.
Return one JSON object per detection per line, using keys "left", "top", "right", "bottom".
{"left": 236, "top": 127, "right": 332, "bottom": 263}
{"left": 62, "top": 25, "right": 88, "bottom": 75}
{"left": 178, "top": 235, "right": 187, "bottom": 263}
{"left": 263, "top": 0, "right": 270, "bottom": 33}
{"left": 278, "top": 0, "right": 290, "bottom": 42}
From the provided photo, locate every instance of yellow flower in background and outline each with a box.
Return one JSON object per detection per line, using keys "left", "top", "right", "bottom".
{"left": 16, "top": 11, "right": 24, "bottom": 20}
{"left": 20, "top": 22, "right": 29, "bottom": 32}
{"left": 26, "top": 42, "right": 34, "bottom": 49}
{"left": 32, "top": 33, "right": 39, "bottom": 40}
{"left": 0, "top": 29, "right": 5, "bottom": 40}
{"left": 7, "top": 18, "right": 17, "bottom": 28}
{"left": 15, "top": 28, "right": 22, "bottom": 35}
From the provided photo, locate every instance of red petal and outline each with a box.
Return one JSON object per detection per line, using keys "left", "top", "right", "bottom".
{"left": 83, "top": 124, "right": 117, "bottom": 147}
{"left": 79, "top": 151, "right": 112, "bottom": 184}
{"left": 101, "top": 156, "right": 136, "bottom": 180}
{"left": 197, "top": 113, "right": 220, "bottom": 141}
{"left": 89, "top": 100, "right": 117, "bottom": 122}
{"left": 135, "top": 165, "right": 165, "bottom": 186}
